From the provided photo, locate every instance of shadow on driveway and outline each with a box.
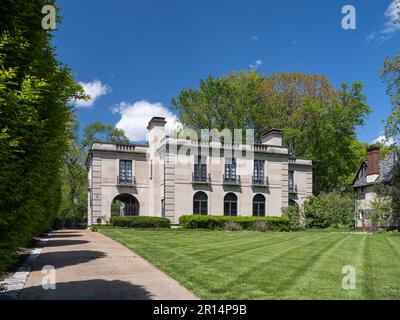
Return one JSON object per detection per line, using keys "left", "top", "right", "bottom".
{"left": 44, "top": 239, "right": 89, "bottom": 247}
{"left": 17, "top": 279, "right": 154, "bottom": 300}
{"left": 31, "top": 250, "right": 106, "bottom": 271}
{"left": 49, "top": 234, "right": 83, "bottom": 239}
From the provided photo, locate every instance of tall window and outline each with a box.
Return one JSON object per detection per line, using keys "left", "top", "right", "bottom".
{"left": 288, "top": 170, "right": 294, "bottom": 192}
{"left": 161, "top": 199, "right": 165, "bottom": 217}
{"left": 253, "top": 160, "right": 265, "bottom": 184}
{"left": 224, "top": 193, "right": 238, "bottom": 216}
{"left": 193, "top": 192, "right": 208, "bottom": 215}
{"left": 119, "top": 160, "right": 132, "bottom": 184}
{"left": 194, "top": 156, "right": 207, "bottom": 182}
{"left": 225, "top": 158, "right": 237, "bottom": 182}
{"left": 253, "top": 194, "right": 266, "bottom": 217}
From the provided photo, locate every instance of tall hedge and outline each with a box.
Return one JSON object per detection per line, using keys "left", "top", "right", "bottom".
{"left": 0, "top": 0, "right": 84, "bottom": 273}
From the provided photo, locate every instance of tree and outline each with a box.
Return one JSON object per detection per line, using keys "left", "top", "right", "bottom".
{"left": 81, "top": 121, "right": 129, "bottom": 151}
{"left": 55, "top": 120, "right": 130, "bottom": 227}
{"left": 0, "top": 0, "right": 85, "bottom": 272}
{"left": 381, "top": 52, "right": 400, "bottom": 144}
{"left": 172, "top": 72, "right": 370, "bottom": 193}
{"left": 303, "top": 191, "right": 355, "bottom": 229}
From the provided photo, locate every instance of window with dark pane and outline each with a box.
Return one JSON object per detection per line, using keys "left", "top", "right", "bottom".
{"left": 288, "top": 170, "right": 294, "bottom": 192}
{"left": 253, "top": 160, "right": 265, "bottom": 183}
{"left": 253, "top": 194, "right": 266, "bottom": 217}
{"left": 193, "top": 192, "right": 208, "bottom": 215}
{"left": 224, "top": 193, "right": 238, "bottom": 216}
{"left": 119, "top": 160, "right": 132, "bottom": 184}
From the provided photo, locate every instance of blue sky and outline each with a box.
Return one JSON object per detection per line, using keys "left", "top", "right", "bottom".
{"left": 54, "top": 0, "right": 400, "bottom": 143}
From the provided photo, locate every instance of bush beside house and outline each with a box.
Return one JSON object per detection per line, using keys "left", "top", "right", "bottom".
{"left": 179, "top": 215, "right": 290, "bottom": 231}
{"left": 109, "top": 216, "right": 171, "bottom": 228}
{"left": 303, "top": 191, "right": 355, "bottom": 229}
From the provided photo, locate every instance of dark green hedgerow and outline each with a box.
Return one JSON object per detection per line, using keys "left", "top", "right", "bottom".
{"left": 109, "top": 216, "right": 171, "bottom": 228}
{"left": 179, "top": 215, "right": 290, "bottom": 231}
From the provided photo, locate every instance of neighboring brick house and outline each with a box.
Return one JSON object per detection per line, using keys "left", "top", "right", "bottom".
{"left": 352, "top": 145, "right": 399, "bottom": 228}
{"left": 86, "top": 117, "right": 313, "bottom": 226}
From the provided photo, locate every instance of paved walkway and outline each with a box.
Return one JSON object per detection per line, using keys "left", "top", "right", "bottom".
{"left": 18, "top": 230, "right": 198, "bottom": 300}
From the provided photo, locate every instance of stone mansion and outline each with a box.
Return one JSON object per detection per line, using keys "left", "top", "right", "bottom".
{"left": 86, "top": 117, "right": 313, "bottom": 226}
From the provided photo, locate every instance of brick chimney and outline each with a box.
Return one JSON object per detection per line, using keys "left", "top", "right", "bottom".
{"left": 367, "top": 145, "right": 380, "bottom": 175}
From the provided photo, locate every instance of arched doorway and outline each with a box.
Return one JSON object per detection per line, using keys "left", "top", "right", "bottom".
{"left": 111, "top": 194, "right": 140, "bottom": 216}
{"left": 253, "top": 194, "right": 266, "bottom": 217}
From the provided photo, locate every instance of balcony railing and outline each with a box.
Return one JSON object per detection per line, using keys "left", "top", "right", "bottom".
{"left": 289, "top": 185, "right": 298, "bottom": 194}
{"left": 223, "top": 174, "right": 241, "bottom": 185}
{"left": 192, "top": 173, "right": 211, "bottom": 184}
{"left": 117, "top": 176, "right": 136, "bottom": 186}
{"left": 252, "top": 176, "right": 269, "bottom": 186}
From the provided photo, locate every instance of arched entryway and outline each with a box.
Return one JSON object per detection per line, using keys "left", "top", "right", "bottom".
{"left": 111, "top": 194, "right": 140, "bottom": 216}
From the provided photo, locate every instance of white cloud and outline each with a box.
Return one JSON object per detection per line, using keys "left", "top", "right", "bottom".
{"left": 73, "top": 80, "right": 111, "bottom": 108}
{"left": 251, "top": 35, "right": 259, "bottom": 41}
{"left": 372, "top": 134, "right": 395, "bottom": 147}
{"left": 383, "top": 1, "right": 400, "bottom": 34}
{"left": 367, "top": 2, "right": 400, "bottom": 43}
{"left": 249, "top": 59, "right": 263, "bottom": 70}
{"left": 112, "top": 100, "right": 181, "bottom": 142}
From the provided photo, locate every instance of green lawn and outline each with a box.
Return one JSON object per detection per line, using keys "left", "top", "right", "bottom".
{"left": 100, "top": 229, "right": 400, "bottom": 300}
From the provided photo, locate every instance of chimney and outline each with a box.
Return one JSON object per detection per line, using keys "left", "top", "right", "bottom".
{"left": 147, "top": 117, "right": 166, "bottom": 147}
{"left": 367, "top": 144, "right": 380, "bottom": 175}
{"left": 260, "top": 129, "right": 283, "bottom": 146}
{"left": 147, "top": 117, "right": 167, "bottom": 131}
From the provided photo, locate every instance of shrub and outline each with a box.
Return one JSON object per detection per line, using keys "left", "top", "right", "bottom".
{"left": 282, "top": 205, "right": 303, "bottom": 231}
{"left": 110, "top": 216, "right": 171, "bottom": 228}
{"left": 224, "top": 221, "right": 242, "bottom": 231}
{"left": 248, "top": 220, "right": 268, "bottom": 232}
{"left": 179, "top": 215, "right": 290, "bottom": 231}
{"left": 303, "top": 191, "right": 355, "bottom": 229}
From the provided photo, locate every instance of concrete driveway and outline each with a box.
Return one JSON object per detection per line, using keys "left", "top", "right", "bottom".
{"left": 18, "top": 230, "right": 198, "bottom": 300}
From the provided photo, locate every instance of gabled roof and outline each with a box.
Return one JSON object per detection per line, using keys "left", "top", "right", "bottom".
{"left": 376, "top": 151, "right": 399, "bottom": 183}
{"left": 352, "top": 151, "right": 399, "bottom": 188}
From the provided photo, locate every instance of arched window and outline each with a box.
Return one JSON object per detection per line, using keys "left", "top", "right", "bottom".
{"left": 253, "top": 194, "right": 266, "bottom": 217}
{"left": 193, "top": 192, "right": 208, "bottom": 215}
{"left": 224, "top": 193, "right": 238, "bottom": 216}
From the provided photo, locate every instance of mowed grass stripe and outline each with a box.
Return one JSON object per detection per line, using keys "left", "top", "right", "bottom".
{"left": 363, "top": 235, "right": 400, "bottom": 299}
{"left": 207, "top": 233, "right": 340, "bottom": 299}
{"left": 101, "top": 229, "right": 400, "bottom": 300}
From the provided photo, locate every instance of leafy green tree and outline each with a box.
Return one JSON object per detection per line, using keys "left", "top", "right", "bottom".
{"left": 172, "top": 72, "right": 370, "bottom": 193}
{"left": 55, "top": 120, "right": 130, "bottom": 227}
{"left": 0, "top": 0, "right": 84, "bottom": 273}
{"left": 381, "top": 52, "right": 400, "bottom": 144}
{"left": 81, "top": 121, "right": 129, "bottom": 150}
{"left": 303, "top": 191, "right": 355, "bottom": 229}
